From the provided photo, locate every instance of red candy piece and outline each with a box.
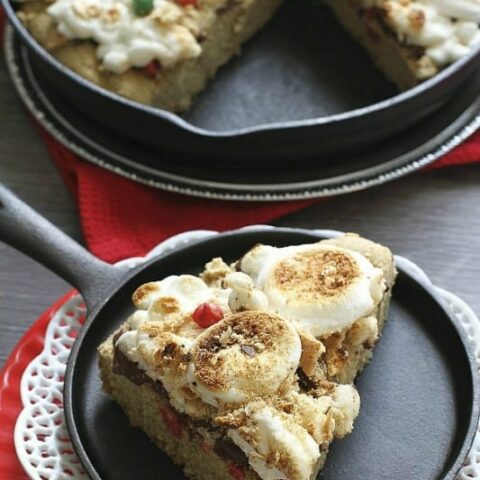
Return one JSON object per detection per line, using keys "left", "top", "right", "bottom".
{"left": 144, "top": 60, "right": 159, "bottom": 77}
{"left": 228, "top": 463, "right": 246, "bottom": 480}
{"left": 192, "top": 302, "right": 224, "bottom": 328}
{"left": 159, "top": 406, "right": 183, "bottom": 439}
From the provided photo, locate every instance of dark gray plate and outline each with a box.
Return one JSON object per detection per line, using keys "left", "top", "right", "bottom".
{"left": 5, "top": 25, "right": 480, "bottom": 200}
{"left": 63, "top": 229, "right": 479, "bottom": 480}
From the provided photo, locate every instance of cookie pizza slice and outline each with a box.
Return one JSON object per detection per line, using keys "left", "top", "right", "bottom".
{"left": 324, "top": 0, "right": 480, "bottom": 89}
{"left": 98, "top": 233, "right": 396, "bottom": 480}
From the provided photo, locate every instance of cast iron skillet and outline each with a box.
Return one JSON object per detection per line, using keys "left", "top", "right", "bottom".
{"left": 2, "top": 0, "right": 480, "bottom": 161}
{"left": 0, "top": 184, "right": 479, "bottom": 479}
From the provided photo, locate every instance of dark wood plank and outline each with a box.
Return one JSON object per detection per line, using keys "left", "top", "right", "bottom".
{"left": 0, "top": 55, "right": 479, "bottom": 368}
{"left": 0, "top": 56, "right": 82, "bottom": 365}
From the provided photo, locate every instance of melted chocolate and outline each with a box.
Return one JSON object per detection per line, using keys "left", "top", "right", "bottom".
{"left": 297, "top": 367, "right": 317, "bottom": 392}
{"left": 214, "top": 438, "right": 249, "bottom": 467}
{"left": 112, "top": 345, "right": 166, "bottom": 396}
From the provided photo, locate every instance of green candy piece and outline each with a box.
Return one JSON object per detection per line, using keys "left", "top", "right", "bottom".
{"left": 133, "top": 0, "right": 154, "bottom": 16}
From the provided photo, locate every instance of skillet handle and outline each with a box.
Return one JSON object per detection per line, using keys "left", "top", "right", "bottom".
{"left": 0, "top": 184, "right": 128, "bottom": 311}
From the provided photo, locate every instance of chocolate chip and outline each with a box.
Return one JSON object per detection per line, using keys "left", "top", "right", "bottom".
{"left": 113, "top": 346, "right": 167, "bottom": 396}
{"left": 362, "top": 340, "right": 375, "bottom": 350}
{"left": 182, "top": 352, "right": 192, "bottom": 362}
{"left": 319, "top": 442, "right": 329, "bottom": 452}
{"left": 297, "top": 368, "right": 317, "bottom": 391}
{"left": 162, "top": 342, "right": 177, "bottom": 359}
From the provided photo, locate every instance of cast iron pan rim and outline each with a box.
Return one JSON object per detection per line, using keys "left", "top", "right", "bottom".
{"left": 3, "top": 0, "right": 480, "bottom": 139}
{"left": 62, "top": 226, "right": 480, "bottom": 480}
{"left": 5, "top": 26, "right": 480, "bottom": 201}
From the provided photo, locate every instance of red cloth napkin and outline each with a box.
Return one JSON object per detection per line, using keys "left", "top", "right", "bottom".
{"left": 42, "top": 127, "right": 480, "bottom": 263}
{"left": 2, "top": 8, "right": 480, "bottom": 263}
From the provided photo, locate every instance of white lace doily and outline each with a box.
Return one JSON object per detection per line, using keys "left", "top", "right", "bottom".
{"left": 13, "top": 227, "right": 480, "bottom": 480}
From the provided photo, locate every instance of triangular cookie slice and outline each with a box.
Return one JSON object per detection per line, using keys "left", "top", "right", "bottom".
{"left": 324, "top": 0, "right": 480, "bottom": 90}
{"left": 99, "top": 233, "right": 396, "bottom": 480}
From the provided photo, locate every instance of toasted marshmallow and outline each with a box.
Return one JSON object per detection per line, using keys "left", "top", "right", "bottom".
{"left": 366, "top": 0, "right": 480, "bottom": 68}
{"left": 424, "top": 0, "right": 480, "bottom": 23}
{"left": 223, "top": 272, "right": 269, "bottom": 313}
{"left": 47, "top": 0, "right": 201, "bottom": 73}
{"left": 240, "top": 243, "right": 385, "bottom": 337}
{"left": 116, "top": 326, "right": 208, "bottom": 416}
{"left": 228, "top": 404, "right": 320, "bottom": 480}
{"left": 127, "top": 310, "right": 149, "bottom": 329}
{"left": 226, "top": 386, "right": 359, "bottom": 480}
{"left": 116, "top": 274, "right": 233, "bottom": 417}
{"left": 133, "top": 275, "right": 213, "bottom": 310}
{"left": 331, "top": 384, "right": 361, "bottom": 438}
{"left": 187, "top": 312, "right": 302, "bottom": 406}
{"left": 131, "top": 275, "right": 230, "bottom": 320}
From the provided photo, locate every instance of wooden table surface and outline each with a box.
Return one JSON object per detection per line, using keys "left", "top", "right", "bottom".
{"left": 1, "top": 55, "right": 479, "bottom": 368}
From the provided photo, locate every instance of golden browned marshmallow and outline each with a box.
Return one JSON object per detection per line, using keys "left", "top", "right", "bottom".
{"left": 240, "top": 243, "right": 386, "bottom": 337}
{"left": 187, "top": 311, "right": 302, "bottom": 406}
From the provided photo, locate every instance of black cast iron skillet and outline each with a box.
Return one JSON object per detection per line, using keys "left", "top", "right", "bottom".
{"left": 0, "top": 184, "right": 479, "bottom": 479}
{"left": 2, "top": 0, "right": 480, "bottom": 162}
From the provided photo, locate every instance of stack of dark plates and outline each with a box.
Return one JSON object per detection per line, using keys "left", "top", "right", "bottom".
{"left": 3, "top": 0, "right": 480, "bottom": 200}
